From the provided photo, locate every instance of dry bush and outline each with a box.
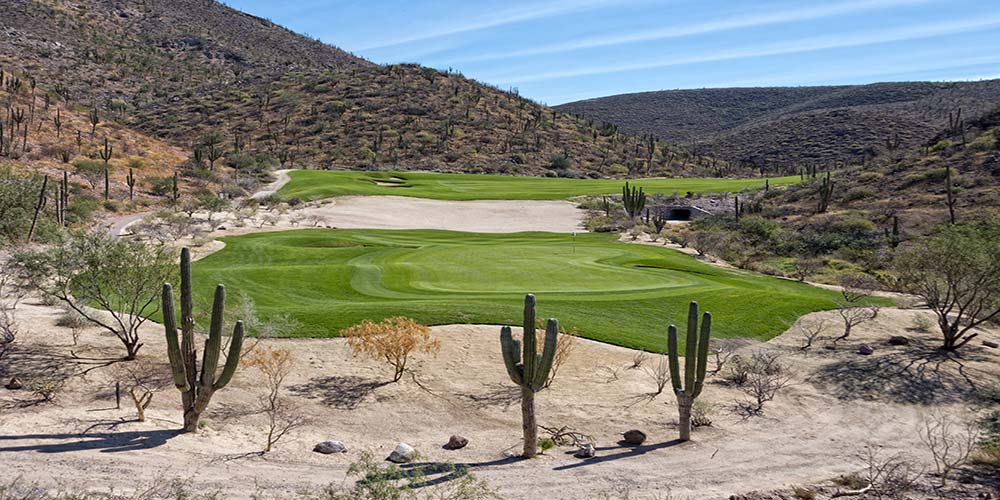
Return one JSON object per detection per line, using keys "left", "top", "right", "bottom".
{"left": 108, "top": 360, "right": 171, "bottom": 422}
{"left": 29, "top": 376, "right": 66, "bottom": 403}
{"left": 543, "top": 332, "right": 577, "bottom": 389}
{"left": 644, "top": 354, "right": 671, "bottom": 396}
{"left": 0, "top": 266, "right": 25, "bottom": 363}
{"left": 836, "top": 303, "right": 879, "bottom": 341}
{"left": 243, "top": 346, "right": 307, "bottom": 453}
{"left": 630, "top": 349, "right": 648, "bottom": 369}
{"left": 728, "top": 351, "right": 790, "bottom": 416}
{"left": 343, "top": 317, "right": 440, "bottom": 382}
{"left": 910, "top": 313, "right": 933, "bottom": 333}
{"left": 918, "top": 411, "right": 980, "bottom": 486}
{"left": 853, "top": 445, "right": 922, "bottom": 499}
{"left": 690, "top": 399, "right": 713, "bottom": 427}
{"left": 795, "top": 317, "right": 828, "bottom": 350}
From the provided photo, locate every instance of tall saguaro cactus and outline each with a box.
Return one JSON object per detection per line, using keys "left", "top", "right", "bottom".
{"left": 667, "top": 301, "right": 712, "bottom": 441}
{"left": 500, "top": 294, "right": 558, "bottom": 458}
{"left": 622, "top": 181, "right": 646, "bottom": 219}
{"left": 162, "top": 248, "right": 245, "bottom": 433}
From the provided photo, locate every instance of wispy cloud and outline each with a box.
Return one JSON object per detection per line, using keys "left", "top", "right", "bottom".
{"left": 488, "top": 15, "right": 1000, "bottom": 84}
{"left": 443, "top": 0, "right": 936, "bottom": 64}
{"left": 356, "top": 0, "right": 633, "bottom": 51}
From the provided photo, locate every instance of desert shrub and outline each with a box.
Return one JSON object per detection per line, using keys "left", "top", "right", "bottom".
{"left": 969, "top": 131, "right": 997, "bottom": 151}
{"left": 690, "top": 399, "right": 713, "bottom": 427}
{"left": 0, "top": 167, "right": 54, "bottom": 245}
{"left": 243, "top": 347, "right": 307, "bottom": 452}
{"left": 726, "top": 351, "right": 790, "bottom": 416}
{"left": 29, "top": 376, "right": 66, "bottom": 403}
{"left": 844, "top": 186, "right": 876, "bottom": 201}
{"left": 108, "top": 359, "right": 170, "bottom": 422}
{"left": 644, "top": 354, "right": 670, "bottom": 396}
{"left": 910, "top": 313, "right": 933, "bottom": 333}
{"left": 543, "top": 330, "right": 577, "bottom": 389}
{"left": 791, "top": 486, "right": 816, "bottom": 499}
{"left": 856, "top": 445, "right": 922, "bottom": 499}
{"left": 313, "top": 451, "right": 499, "bottom": 500}
{"left": 918, "top": 411, "right": 980, "bottom": 486}
{"left": 342, "top": 317, "right": 440, "bottom": 382}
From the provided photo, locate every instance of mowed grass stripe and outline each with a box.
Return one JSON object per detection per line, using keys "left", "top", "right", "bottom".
{"left": 278, "top": 170, "right": 797, "bottom": 201}
{"left": 191, "top": 229, "right": 865, "bottom": 352}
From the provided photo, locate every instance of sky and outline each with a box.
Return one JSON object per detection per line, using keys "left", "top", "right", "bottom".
{"left": 223, "top": 0, "right": 1000, "bottom": 105}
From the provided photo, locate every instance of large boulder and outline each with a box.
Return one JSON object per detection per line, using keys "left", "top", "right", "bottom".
{"left": 858, "top": 344, "right": 875, "bottom": 355}
{"left": 622, "top": 429, "right": 646, "bottom": 445}
{"left": 387, "top": 443, "right": 416, "bottom": 463}
{"left": 443, "top": 435, "right": 468, "bottom": 450}
{"left": 5, "top": 377, "right": 23, "bottom": 390}
{"left": 887, "top": 336, "right": 909, "bottom": 346}
{"left": 313, "top": 441, "right": 347, "bottom": 454}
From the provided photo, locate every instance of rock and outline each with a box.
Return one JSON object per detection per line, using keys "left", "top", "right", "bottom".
{"left": 858, "top": 344, "right": 874, "bottom": 355}
{"left": 574, "top": 444, "right": 595, "bottom": 458}
{"left": 387, "top": 443, "right": 416, "bottom": 463}
{"left": 313, "top": 440, "right": 347, "bottom": 454}
{"left": 888, "top": 336, "right": 909, "bottom": 346}
{"left": 983, "top": 340, "right": 999, "bottom": 349}
{"left": 443, "top": 435, "right": 468, "bottom": 450}
{"left": 622, "top": 429, "right": 646, "bottom": 445}
{"left": 217, "top": 226, "right": 227, "bottom": 231}
{"left": 5, "top": 377, "right": 23, "bottom": 390}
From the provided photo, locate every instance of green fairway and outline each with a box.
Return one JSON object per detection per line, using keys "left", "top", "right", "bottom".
{"left": 277, "top": 170, "right": 797, "bottom": 201}
{"left": 192, "top": 229, "right": 856, "bottom": 352}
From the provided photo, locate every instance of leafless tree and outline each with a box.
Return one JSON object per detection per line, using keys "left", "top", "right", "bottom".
{"left": 630, "top": 349, "right": 648, "bottom": 369}
{"left": 644, "top": 354, "right": 671, "bottom": 396}
{"left": 109, "top": 360, "right": 171, "bottom": 422}
{"left": 729, "top": 351, "right": 790, "bottom": 416}
{"left": 243, "top": 347, "right": 308, "bottom": 453}
{"left": 853, "top": 445, "right": 922, "bottom": 500}
{"left": 796, "top": 317, "right": 828, "bottom": 350}
{"left": 918, "top": 411, "right": 979, "bottom": 486}
{"left": 0, "top": 263, "right": 25, "bottom": 363}
{"left": 836, "top": 303, "right": 879, "bottom": 341}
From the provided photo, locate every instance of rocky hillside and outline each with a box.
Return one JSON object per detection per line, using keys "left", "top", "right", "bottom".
{"left": 1, "top": 0, "right": 716, "bottom": 177}
{"left": 557, "top": 81, "right": 1000, "bottom": 172}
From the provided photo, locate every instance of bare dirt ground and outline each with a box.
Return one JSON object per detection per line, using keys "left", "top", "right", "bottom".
{"left": 2, "top": 299, "right": 998, "bottom": 499}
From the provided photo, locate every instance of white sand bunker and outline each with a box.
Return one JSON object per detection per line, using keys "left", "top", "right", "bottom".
{"left": 309, "top": 195, "right": 584, "bottom": 233}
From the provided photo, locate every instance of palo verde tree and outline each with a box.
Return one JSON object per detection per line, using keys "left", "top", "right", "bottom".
{"left": 893, "top": 221, "right": 1000, "bottom": 350}
{"left": 15, "top": 232, "right": 174, "bottom": 359}
{"left": 500, "top": 294, "right": 559, "bottom": 458}
{"left": 667, "top": 301, "right": 712, "bottom": 441}
{"left": 162, "top": 248, "right": 245, "bottom": 432}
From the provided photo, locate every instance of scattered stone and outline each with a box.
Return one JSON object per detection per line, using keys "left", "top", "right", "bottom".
{"left": 5, "top": 377, "right": 23, "bottom": 390}
{"left": 983, "top": 340, "right": 999, "bottom": 349}
{"left": 858, "top": 345, "right": 874, "bottom": 355}
{"left": 313, "top": 441, "right": 347, "bottom": 454}
{"left": 622, "top": 429, "right": 646, "bottom": 445}
{"left": 217, "top": 226, "right": 227, "bottom": 231}
{"left": 443, "top": 435, "right": 468, "bottom": 450}
{"left": 887, "top": 336, "right": 909, "bottom": 346}
{"left": 574, "top": 444, "right": 595, "bottom": 458}
{"left": 387, "top": 443, "right": 416, "bottom": 463}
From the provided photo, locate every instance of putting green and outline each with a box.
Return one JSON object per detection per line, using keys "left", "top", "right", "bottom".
{"left": 278, "top": 170, "right": 797, "bottom": 201}
{"left": 192, "top": 229, "right": 852, "bottom": 352}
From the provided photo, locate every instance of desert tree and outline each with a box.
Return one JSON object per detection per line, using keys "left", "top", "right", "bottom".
{"left": 342, "top": 317, "right": 440, "bottom": 382}
{"left": 732, "top": 351, "right": 790, "bottom": 417}
{"left": 795, "top": 317, "right": 828, "bottom": 350}
{"left": 15, "top": 232, "right": 174, "bottom": 359}
{"left": 835, "top": 274, "right": 880, "bottom": 341}
{"left": 918, "top": 411, "right": 979, "bottom": 486}
{"left": 893, "top": 222, "right": 1000, "bottom": 350}
{"left": 109, "top": 359, "right": 171, "bottom": 422}
{"left": 644, "top": 353, "right": 671, "bottom": 396}
{"left": 242, "top": 346, "right": 307, "bottom": 453}
{"left": 0, "top": 261, "right": 27, "bottom": 363}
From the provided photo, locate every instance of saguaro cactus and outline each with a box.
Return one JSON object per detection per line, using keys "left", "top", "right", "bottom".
{"left": 667, "top": 301, "right": 712, "bottom": 442}
{"left": 162, "top": 248, "right": 244, "bottom": 433}
{"left": 500, "top": 294, "right": 558, "bottom": 458}
{"left": 622, "top": 181, "right": 646, "bottom": 219}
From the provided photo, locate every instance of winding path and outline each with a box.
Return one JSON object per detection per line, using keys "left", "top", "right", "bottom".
{"left": 250, "top": 169, "right": 293, "bottom": 200}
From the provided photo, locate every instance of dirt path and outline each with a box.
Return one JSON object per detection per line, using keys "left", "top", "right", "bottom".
{"left": 250, "top": 169, "right": 293, "bottom": 200}
{"left": 104, "top": 211, "right": 153, "bottom": 237}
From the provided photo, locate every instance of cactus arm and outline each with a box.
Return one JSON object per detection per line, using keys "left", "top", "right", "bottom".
{"left": 214, "top": 320, "right": 244, "bottom": 390}
{"left": 199, "top": 284, "right": 226, "bottom": 388}
{"left": 692, "top": 312, "right": 712, "bottom": 398}
{"left": 500, "top": 326, "right": 524, "bottom": 385}
{"left": 667, "top": 325, "right": 682, "bottom": 394}
{"left": 530, "top": 319, "right": 559, "bottom": 390}
{"left": 162, "top": 284, "right": 188, "bottom": 390}
{"left": 683, "top": 302, "right": 699, "bottom": 391}
{"left": 521, "top": 294, "right": 537, "bottom": 386}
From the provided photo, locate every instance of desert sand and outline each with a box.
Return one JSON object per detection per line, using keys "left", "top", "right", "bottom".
{"left": 2, "top": 298, "right": 997, "bottom": 499}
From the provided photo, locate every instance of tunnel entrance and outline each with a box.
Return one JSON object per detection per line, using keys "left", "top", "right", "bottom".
{"left": 666, "top": 208, "right": 692, "bottom": 221}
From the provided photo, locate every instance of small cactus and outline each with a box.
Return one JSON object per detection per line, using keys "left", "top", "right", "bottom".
{"left": 667, "top": 301, "right": 712, "bottom": 441}
{"left": 162, "top": 248, "right": 244, "bottom": 433}
{"left": 500, "top": 294, "right": 558, "bottom": 458}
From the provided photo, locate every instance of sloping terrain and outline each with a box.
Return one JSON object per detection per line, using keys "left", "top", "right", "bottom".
{"left": 1, "top": 0, "right": 708, "bottom": 176}
{"left": 557, "top": 80, "right": 1000, "bottom": 170}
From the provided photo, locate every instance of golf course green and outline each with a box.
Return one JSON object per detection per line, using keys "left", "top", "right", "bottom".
{"left": 192, "top": 229, "right": 850, "bottom": 352}
{"left": 277, "top": 170, "right": 798, "bottom": 201}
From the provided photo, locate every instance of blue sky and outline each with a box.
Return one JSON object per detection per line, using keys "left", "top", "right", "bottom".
{"left": 223, "top": 0, "right": 1000, "bottom": 104}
